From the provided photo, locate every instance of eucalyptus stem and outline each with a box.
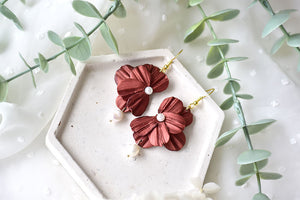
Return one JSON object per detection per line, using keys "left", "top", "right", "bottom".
{"left": 198, "top": 4, "right": 263, "bottom": 194}
{"left": 258, "top": 0, "right": 300, "bottom": 53}
{"left": 5, "top": 0, "right": 120, "bottom": 83}
{"left": 1, "top": 0, "right": 8, "bottom": 5}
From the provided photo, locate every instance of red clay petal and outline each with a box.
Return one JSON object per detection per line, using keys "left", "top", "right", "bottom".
{"left": 143, "top": 64, "right": 156, "bottom": 72}
{"left": 127, "top": 92, "right": 149, "bottom": 116}
{"left": 133, "top": 133, "right": 153, "bottom": 148}
{"left": 181, "top": 108, "right": 193, "bottom": 126}
{"left": 117, "top": 79, "right": 145, "bottom": 99}
{"left": 158, "top": 122, "right": 170, "bottom": 144}
{"left": 115, "top": 96, "right": 130, "bottom": 112}
{"left": 114, "top": 65, "right": 134, "bottom": 84}
{"left": 164, "top": 112, "right": 186, "bottom": 134}
{"left": 130, "top": 116, "right": 157, "bottom": 136}
{"left": 158, "top": 97, "right": 184, "bottom": 114}
{"left": 164, "top": 132, "right": 186, "bottom": 151}
{"left": 148, "top": 127, "right": 163, "bottom": 146}
{"left": 151, "top": 68, "right": 169, "bottom": 93}
{"left": 130, "top": 65, "right": 151, "bottom": 86}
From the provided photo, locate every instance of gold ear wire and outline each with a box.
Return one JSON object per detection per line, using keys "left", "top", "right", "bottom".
{"left": 160, "top": 49, "right": 183, "bottom": 73}
{"left": 186, "top": 88, "right": 215, "bottom": 110}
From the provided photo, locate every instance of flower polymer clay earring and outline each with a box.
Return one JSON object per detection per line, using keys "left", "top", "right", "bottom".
{"left": 129, "top": 89, "right": 215, "bottom": 153}
{"left": 114, "top": 50, "right": 183, "bottom": 118}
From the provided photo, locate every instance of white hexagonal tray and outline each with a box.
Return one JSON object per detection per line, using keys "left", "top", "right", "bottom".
{"left": 46, "top": 49, "right": 224, "bottom": 200}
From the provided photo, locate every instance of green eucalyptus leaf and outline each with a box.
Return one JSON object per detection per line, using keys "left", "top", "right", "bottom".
{"left": 220, "top": 96, "right": 234, "bottom": 110}
{"left": 65, "top": 53, "right": 76, "bottom": 75}
{"left": 262, "top": 10, "right": 296, "bottom": 38}
{"left": 100, "top": 22, "right": 119, "bottom": 54}
{"left": 0, "top": 75, "right": 8, "bottom": 102}
{"left": 19, "top": 53, "right": 36, "bottom": 88}
{"left": 248, "top": 0, "right": 258, "bottom": 8}
{"left": 240, "top": 159, "right": 268, "bottom": 175}
{"left": 237, "top": 149, "right": 271, "bottom": 165}
{"left": 236, "top": 94, "right": 253, "bottom": 99}
{"left": 207, "top": 62, "right": 224, "bottom": 79}
{"left": 224, "top": 80, "right": 240, "bottom": 94}
{"left": 20, "top": 0, "right": 26, "bottom": 4}
{"left": 206, "top": 45, "right": 229, "bottom": 65}
{"left": 208, "top": 9, "right": 240, "bottom": 21}
{"left": 287, "top": 33, "right": 300, "bottom": 47}
{"left": 189, "top": 0, "right": 204, "bottom": 6}
{"left": 72, "top": 0, "right": 102, "bottom": 19}
{"left": 247, "top": 119, "right": 276, "bottom": 135}
{"left": 63, "top": 36, "right": 91, "bottom": 61}
{"left": 207, "top": 38, "right": 239, "bottom": 46}
{"left": 184, "top": 19, "right": 205, "bottom": 43}
{"left": 0, "top": 5, "right": 23, "bottom": 30}
{"left": 226, "top": 57, "right": 248, "bottom": 62}
{"left": 47, "top": 31, "right": 64, "bottom": 47}
{"left": 259, "top": 172, "right": 282, "bottom": 180}
{"left": 215, "top": 127, "right": 241, "bottom": 147}
{"left": 114, "top": 1, "right": 126, "bottom": 18}
{"left": 252, "top": 193, "right": 270, "bottom": 200}
{"left": 74, "top": 22, "right": 91, "bottom": 49}
{"left": 235, "top": 174, "right": 253, "bottom": 186}
{"left": 271, "top": 35, "right": 287, "bottom": 55}
{"left": 38, "top": 53, "right": 49, "bottom": 73}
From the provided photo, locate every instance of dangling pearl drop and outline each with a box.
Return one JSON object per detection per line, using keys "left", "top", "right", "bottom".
{"left": 112, "top": 109, "right": 124, "bottom": 122}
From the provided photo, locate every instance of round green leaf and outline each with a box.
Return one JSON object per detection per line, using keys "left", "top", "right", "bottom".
{"left": 207, "top": 62, "right": 224, "bottom": 79}
{"left": 74, "top": 22, "right": 91, "bottom": 49}
{"left": 207, "top": 38, "right": 239, "bottom": 46}
{"left": 208, "top": 9, "right": 240, "bottom": 21}
{"left": 0, "top": 75, "right": 8, "bottom": 102}
{"left": 0, "top": 5, "right": 23, "bottom": 30}
{"left": 271, "top": 35, "right": 287, "bottom": 55}
{"left": 240, "top": 159, "right": 268, "bottom": 175}
{"left": 287, "top": 33, "right": 300, "bottom": 47}
{"left": 64, "top": 53, "right": 76, "bottom": 75}
{"left": 215, "top": 127, "right": 241, "bottom": 147}
{"left": 253, "top": 193, "right": 270, "bottom": 200}
{"left": 259, "top": 172, "right": 282, "bottom": 180}
{"left": 235, "top": 174, "right": 253, "bottom": 186}
{"left": 226, "top": 57, "right": 248, "bottom": 62}
{"left": 63, "top": 36, "right": 91, "bottom": 61}
{"left": 38, "top": 53, "right": 49, "bottom": 73}
{"left": 100, "top": 23, "right": 119, "bottom": 54}
{"left": 72, "top": 0, "right": 102, "bottom": 19}
{"left": 220, "top": 96, "right": 234, "bottom": 110}
{"left": 224, "top": 80, "right": 240, "bottom": 94}
{"left": 206, "top": 45, "right": 229, "bottom": 65}
{"left": 236, "top": 94, "right": 253, "bottom": 100}
{"left": 237, "top": 150, "right": 271, "bottom": 165}
{"left": 47, "top": 31, "right": 64, "bottom": 47}
{"left": 262, "top": 10, "right": 296, "bottom": 38}
{"left": 189, "top": 0, "right": 204, "bottom": 6}
{"left": 247, "top": 119, "right": 276, "bottom": 135}
{"left": 184, "top": 19, "right": 205, "bottom": 43}
{"left": 114, "top": 1, "right": 126, "bottom": 18}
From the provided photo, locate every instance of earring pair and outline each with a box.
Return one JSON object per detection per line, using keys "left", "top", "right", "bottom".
{"left": 113, "top": 50, "right": 214, "bottom": 153}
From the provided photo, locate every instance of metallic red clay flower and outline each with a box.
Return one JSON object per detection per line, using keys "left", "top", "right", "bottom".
{"left": 130, "top": 97, "right": 193, "bottom": 151}
{"left": 115, "top": 64, "right": 169, "bottom": 116}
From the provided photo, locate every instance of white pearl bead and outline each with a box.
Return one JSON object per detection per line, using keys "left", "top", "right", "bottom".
{"left": 156, "top": 113, "right": 165, "bottom": 122}
{"left": 144, "top": 86, "right": 153, "bottom": 95}
{"left": 112, "top": 110, "right": 124, "bottom": 121}
{"left": 127, "top": 144, "right": 140, "bottom": 158}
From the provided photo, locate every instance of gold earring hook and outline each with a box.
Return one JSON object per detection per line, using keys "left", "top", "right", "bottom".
{"left": 186, "top": 88, "right": 215, "bottom": 110}
{"left": 160, "top": 49, "right": 183, "bottom": 73}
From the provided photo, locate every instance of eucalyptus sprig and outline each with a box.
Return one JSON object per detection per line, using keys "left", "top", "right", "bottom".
{"left": 0, "top": 0, "right": 23, "bottom": 30}
{"left": 251, "top": 0, "right": 300, "bottom": 70}
{"left": 184, "top": 0, "right": 281, "bottom": 199}
{"left": 0, "top": 0, "right": 126, "bottom": 102}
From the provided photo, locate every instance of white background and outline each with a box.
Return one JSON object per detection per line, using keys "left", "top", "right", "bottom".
{"left": 0, "top": 0, "right": 300, "bottom": 199}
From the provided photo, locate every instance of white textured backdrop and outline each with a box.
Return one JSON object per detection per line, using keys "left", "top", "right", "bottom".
{"left": 0, "top": 0, "right": 300, "bottom": 199}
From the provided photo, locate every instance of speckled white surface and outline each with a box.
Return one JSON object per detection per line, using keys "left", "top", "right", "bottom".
{"left": 0, "top": 0, "right": 300, "bottom": 199}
